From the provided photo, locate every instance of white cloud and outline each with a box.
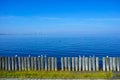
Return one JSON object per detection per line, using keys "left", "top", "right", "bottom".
{"left": 83, "top": 18, "right": 120, "bottom": 21}
{"left": 1, "top": 16, "right": 120, "bottom": 22}
{"left": 0, "top": 16, "right": 62, "bottom": 20}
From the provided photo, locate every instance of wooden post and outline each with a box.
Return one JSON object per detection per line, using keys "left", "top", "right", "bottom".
{"left": 106, "top": 56, "right": 109, "bottom": 71}
{"left": 41, "top": 55, "right": 44, "bottom": 70}
{"left": 15, "top": 56, "right": 18, "bottom": 71}
{"left": 85, "top": 57, "right": 88, "bottom": 71}
{"left": 68, "top": 57, "right": 71, "bottom": 71}
{"left": 82, "top": 56, "right": 85, "bottom": 71}
{"left": 64, "top": 57, "right": 67, "bottom": 71}
{"left": 116, "top": 57, "right": 119, "bottom": 72}
{"left": 110, "top": 57, "right": 113, "bottom": 71}
{"left": 96, "top": 57, "right": 99, "bottom": 71}
{"left": 14, "top": 56, "right": 17, "bottom": 71}
{"left": 1, "top": 57, "right": 5, "bottom": 70}
{"left": 103, "top": 57, "right": 105, "bottom": 71}
{"left": 31, "top": 57, "right": 34, "bottom": 70}
{"left": 75, "top": 57, "right": 78, "bottom": 71}
{"left": 5, "top": 57, "right": 8, "bottom": 71}
{"left": 79, "top": 56, "right": 81, "bottom": 71}
{"left": 11, "top": 57, "right": 14, "bottom": 71}
{"left": 48, "top": 57, "right": 51, "bottom": 71}
{"left": 33, "top": 57, "right": 37, "bottom": 71}
{"left": 89, "top": 56, "right": 91, "bottom": 71}
{"left": 8, "top": 57, "right": 11, "bottom": 71}
{"left": 45, "top": 55, "right": 47, "bottom": 71}
{"left": 92, "top": 56, "right": 95, "bottom": 71}
{"left": 21, "top": 57, "right": 25, "bottom": 71}
{"left": 72, "top": 57, "right": 75, "bottom": 71}
{"left": 1, "top": 57, "right": 3, "bottom": 70}
{"left": 55, "top": 57, "right": 57, "bottom": 71}
{"left": 37, "top": 56, "right": 41, "bottom": 71}
{"left": 18, "top": 57, "right": 21, "bottom": 71}
{"left": 61, "top": 57, "right": 64, "bottom": 71}
{"left": 84, "top": 57, "right": 87, "bottom": 71}
{"left": 27, "top": 56, "right": 30, "bottom": 71}
{"left": 113, "top": 57, "right": 116, "bottom": 71}
{"left": 24, "top": 57, "right": 27, "bottom": 71}
{"left": 51, "top": 57, "right": 54, "bottom": 71}
{"left": 0, "top": 57, "right": 1, "bottom": 70}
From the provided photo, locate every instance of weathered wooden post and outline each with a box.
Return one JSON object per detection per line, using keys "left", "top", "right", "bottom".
{"left": 106, "top": 56, "right": 109, "bottom": 71}
{"left": 8, "top": 57, "right": 11, "bottom": 71}
{"left": 96, "top": 57, "right": 99, "bottom": 71}
{"left": 68, "top": 57, "right": 71, "bottom": 71}
{"left": 11, "top": 57, "right": 14, "bottom": 71}
{"left": 79, "top": 56, "right": 81, "bottom": 71}
{"left": 103, "top": 57, "right": 105, "bottom": 71}
{"left": 15, "top": 55, "right": 18, "bottom": 71}
{"left": 5, "top": 57, "right": 8, "bottom": 71}
{"left": 0, "top": 57, "right": 1, "bottom": 70}
{"left": 21, "top": 57, "right": 23, "bottom": 71}
{"left": 86, "top": 57, "right": 89, "bottom": 71}
{"left": 82, "top": 56, "right": 85, "bottom": 71}
{"left": 85, "top": 57, "right": 87, "bottom": 71}
{"left": 61, "top": 57, "right": 64, "bottom": 71}
{"left": 85, "top": 57, "right": 88, "bottom": 71}
{"left": 0, "top": 57, "right": 2, "bottom": 70}
{"left": 2, "top": 57, "right": 5, "bottom": 70}
{"left": 72, "top": 57, "right": 75, "bottom": 71}
{"left": 33, "top": 57, "right": 37, "bottom": 71}
{"left": 22, "top": 57, "right": 25, "bottom": 71}
{"left": 44, "top": 55, "right": 47, "bottom": 71}
{"left": 48, "top": 57, "right": 51, "bottom": 71}
{"left": 109, "top": 57, "right": 113, "bottom": 71}
{"left": 92, "top": 56, "right": 95, "bottom": 71}
{"left": 1, "top": 57, "right": 3, "bottom": 70}
{"left": 51, "top": 57, "right": 54, "bottom": 71}
{"left": 1, "top": 57, "right": 5, "bottom": 70}
{"left": 89, "top": 56, "right": 91, "bottom": 71}
{"left": 113, "top": 57, "right": 116, "bottom": 71}
{"left": 75, "top": 57, "right": 78, "bottom": 71}
{"left": 24, "top": 57, "right": 27, "bottom": 71}
{"left": 55, "top": 57, "right": 57, "bottom": 71}
{"left": 41, "top": 55, "right": 44, "bottom": 70}
{"left": 27, "top": 55, "right": 30, "bottom": 71}
{"left": 31, "top": 57, "right": 34, "bottom": 70}
{"left": 116, "top": 57, "right": 119, "bottom": 72}
{"left": 64, "top": 57, "right": 67, "bottom": 71}
{"left": 18, "top": 57, "right": 21, "bottom": 71}
{"left": 37, "top": 56, "right": 41, "bottom": 71}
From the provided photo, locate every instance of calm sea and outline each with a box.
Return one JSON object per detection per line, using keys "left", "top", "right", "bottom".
{"left": 0, "top": 35, "right": 120, "bottom": 57}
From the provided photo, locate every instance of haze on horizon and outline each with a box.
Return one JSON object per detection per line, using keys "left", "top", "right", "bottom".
{"left": 0, "top": 0, "right": 120, "bottom": 37}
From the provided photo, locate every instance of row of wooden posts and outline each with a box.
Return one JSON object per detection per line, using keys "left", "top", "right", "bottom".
{"left": 0, "top": 55, "right": 120, "bottom": 71}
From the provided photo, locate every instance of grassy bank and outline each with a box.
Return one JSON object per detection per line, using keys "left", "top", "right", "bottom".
{"left": 0, "top": 71, "right": 114, "bottom": 79}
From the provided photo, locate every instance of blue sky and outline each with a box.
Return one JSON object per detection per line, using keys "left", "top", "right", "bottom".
{"left": 0, "top": 0, "right": 120, "bottom": 36}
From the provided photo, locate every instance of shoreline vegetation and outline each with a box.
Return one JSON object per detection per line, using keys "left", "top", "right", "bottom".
{"left": 0, "top": 71, "right": 117, "bottom": 79}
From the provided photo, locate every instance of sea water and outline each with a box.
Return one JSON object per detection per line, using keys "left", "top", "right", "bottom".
{"left": 0, "top": 35, "right": 120, "bottom": 58}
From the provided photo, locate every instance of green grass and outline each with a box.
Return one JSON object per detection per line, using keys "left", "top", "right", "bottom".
{"left": 0, "top": 71, "right": 113, "bottom": 79}
{"left": 116, "top": 73, "right": 120, "bottom": 77}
